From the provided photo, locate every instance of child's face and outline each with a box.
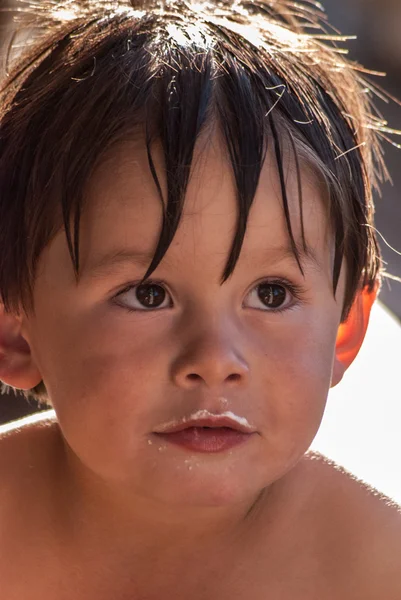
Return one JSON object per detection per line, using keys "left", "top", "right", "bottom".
{"left": 22, "top": 135, "right": 345, "bottom": 507}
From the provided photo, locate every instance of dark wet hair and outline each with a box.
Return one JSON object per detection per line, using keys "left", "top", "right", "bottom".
{"left": 0, "top": 0, "right": 393, "bottom": 399}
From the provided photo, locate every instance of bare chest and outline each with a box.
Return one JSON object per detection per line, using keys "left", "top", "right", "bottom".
{"left": 0, "top": 538, "right": 359, "bottom": 600}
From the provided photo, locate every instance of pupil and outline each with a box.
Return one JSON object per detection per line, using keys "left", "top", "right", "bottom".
{"left": 136, "top": 284, "right": 166, "bottom": 308}
{"left": 258, "top": 283, "right": 286, "bottom": 308}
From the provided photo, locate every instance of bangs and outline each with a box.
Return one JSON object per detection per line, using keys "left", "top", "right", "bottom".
{"left": 0, "top": 2, "right": 381, "bottom": 319}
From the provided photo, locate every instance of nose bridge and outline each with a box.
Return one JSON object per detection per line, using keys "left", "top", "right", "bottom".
{"left": 171, "top": 309, "right": 249, "bottom": 389}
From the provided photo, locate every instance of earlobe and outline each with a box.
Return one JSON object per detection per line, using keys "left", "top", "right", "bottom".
{"left": 0, "top": 306, "right": 42, "bottom": 390}
{"left": 331, "top": 285, "right": 378, "bottom": 387}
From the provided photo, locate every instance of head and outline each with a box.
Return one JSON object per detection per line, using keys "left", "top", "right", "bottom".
{"left": 0, "top": 0, "right": 384, "bottom": 506}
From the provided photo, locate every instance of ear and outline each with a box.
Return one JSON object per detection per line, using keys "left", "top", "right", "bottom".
{"left": 331, "top": 284, "right": 378, "bottom": 387}
{"left": 0, "top": 306, "right": 42, "bottom": 390}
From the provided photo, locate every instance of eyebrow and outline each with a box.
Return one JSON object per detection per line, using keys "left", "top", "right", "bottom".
{"left": 80, "top": 242, "right": 322, "bottom": 282}
{"left": 80, "top": 249, "right": 164, "bottom": 281}
{"left": 240, "top": 246, "right": 323, "bottom": 278}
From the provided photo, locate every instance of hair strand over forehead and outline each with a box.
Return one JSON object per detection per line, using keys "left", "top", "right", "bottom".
{"left": 0, "top": 0, "right": 398, "bottom": 335}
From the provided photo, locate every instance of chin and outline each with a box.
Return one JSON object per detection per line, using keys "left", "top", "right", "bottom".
{"left": 136, "top": 455, "right": 277, "bottom": 509}
{"left": 155, "top": 477, "right": 261, "bottom": 508}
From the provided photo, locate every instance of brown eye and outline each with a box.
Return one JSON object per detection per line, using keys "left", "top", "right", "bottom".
{"left": 257, "top": 283, "right": 287, "bottom": 308}
{"left": 115, "top": 282, "right": 171, "bottom": 311}
{"left": 136, "top": 283, "right": 167, "bottom": 308}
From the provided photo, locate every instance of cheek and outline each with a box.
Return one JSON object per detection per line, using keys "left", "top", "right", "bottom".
{"left": 255, "top": 311, "right": 338, "bottom": 452}
{"left": 35, "top": 306, "right": 167, "bottom": 394}
{"left": 29, "top": 309, "right": 172, "bottom": 473}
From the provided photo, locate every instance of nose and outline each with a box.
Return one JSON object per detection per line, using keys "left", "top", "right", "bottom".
{"left": 171, "top": 321, "right": 250, "bottom": 390}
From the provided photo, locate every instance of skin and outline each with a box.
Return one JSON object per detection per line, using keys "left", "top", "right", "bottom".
{"left": 0, "top": 134, "right": 401, "bottom": 599}
{"left": 24, "top": 135, "right": 342, "bottom": 508}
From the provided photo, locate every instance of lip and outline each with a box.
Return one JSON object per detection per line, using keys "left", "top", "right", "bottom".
{"left": 154, "top": 427, "right": 254, "bottom": 453}
{"left": 152, "top": 410, "right": 257, "bottom": 453}
{"left": 153, "top": 410, "right": 256, "bottom": 434}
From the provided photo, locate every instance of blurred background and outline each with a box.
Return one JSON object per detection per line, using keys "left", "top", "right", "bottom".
{"left": 0, "top": 0, "right": 400, "bottom": 499}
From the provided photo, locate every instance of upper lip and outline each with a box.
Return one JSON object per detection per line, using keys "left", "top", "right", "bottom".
{"left": 154, "top": 416, "right": 256, "bottom": 435}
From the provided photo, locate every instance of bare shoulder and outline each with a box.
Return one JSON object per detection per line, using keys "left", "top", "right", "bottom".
{"left": 301, "top": 451, "right": 401, "bottom": 596}
{"left": 0, "top": 409, "right": 60, "bottom": 466}
{"left": 0, "top": 409, "right": 62, "bottom": 516}
{"left": 301, "top": 450, "right": 401, "bottom": 526}
{"left": 0, "top": 408, "right": 58, "bottom": 440}
{"left": 0, "top": 411, "right": 69, "bottom": 598}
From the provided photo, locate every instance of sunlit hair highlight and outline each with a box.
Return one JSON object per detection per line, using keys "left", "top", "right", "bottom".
{"left": 0, "top": 0, "right": 393, "bottom": 334}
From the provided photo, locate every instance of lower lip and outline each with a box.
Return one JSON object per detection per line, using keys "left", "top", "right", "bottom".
{"left": 154, "top": 427, "right": 253, "bottom": 453}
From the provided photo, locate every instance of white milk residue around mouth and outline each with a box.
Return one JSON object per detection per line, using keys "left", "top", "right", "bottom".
{"left": 154, "top": 409, "right": 255, "bottom": 433}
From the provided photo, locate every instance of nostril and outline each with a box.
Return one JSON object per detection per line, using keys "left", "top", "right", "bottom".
{"left": 186, "top": 372, "right": 242, "bottom": 383}
{"left": 187, "top": 373, "right": 201, "bottom": 381}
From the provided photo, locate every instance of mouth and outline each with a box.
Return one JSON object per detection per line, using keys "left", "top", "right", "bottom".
{"left": 152, "top": 410, "right": 257, "bottom": 453}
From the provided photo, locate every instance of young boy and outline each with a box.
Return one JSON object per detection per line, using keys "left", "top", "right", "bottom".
{"left": 0, "top": 0, "right": 400, "bottom": 598}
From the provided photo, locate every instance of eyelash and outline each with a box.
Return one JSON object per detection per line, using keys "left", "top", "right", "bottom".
{"left": 248, "top": 278, "right": 305, "bottom": 314}
{"left": 113, "top": 278, "right": 306, "bottom": 314}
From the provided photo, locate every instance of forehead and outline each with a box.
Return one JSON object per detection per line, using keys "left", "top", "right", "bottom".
{"left": 79, "top": 134, "right": 332, "bottom": 277}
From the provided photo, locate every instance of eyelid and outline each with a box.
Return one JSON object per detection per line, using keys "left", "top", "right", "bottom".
{"left": 113, "top": 279, "right": 173, "bottom": 311}
{"left": 249, "top": 276, "right": 305, "bottom": 294}
{"left": 116, "top": 278, "right": 164, "bottom": 296}
{"left": 112, "top": 276, "right": 307, "bottom": 314}
{"left": 243, "top": 278, "right": 306, "bottom": 312}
